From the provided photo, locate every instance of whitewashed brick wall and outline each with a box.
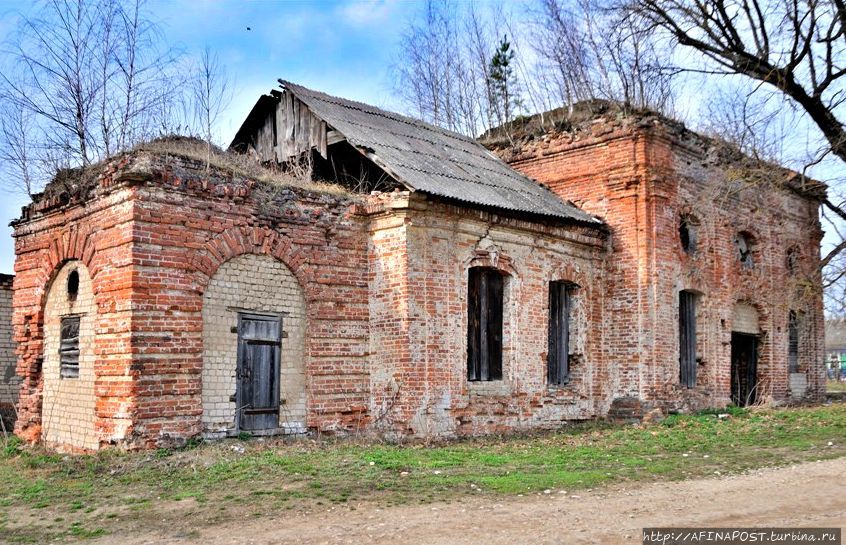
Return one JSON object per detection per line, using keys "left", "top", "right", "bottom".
{"left": 201, "top": 254, "right": 306, "bottom": 435}
{"left": 42, "top": 262, "right": 98, "bottom": 450}
{"left": 0, "top": 276, "right": 16, "bottom": 405}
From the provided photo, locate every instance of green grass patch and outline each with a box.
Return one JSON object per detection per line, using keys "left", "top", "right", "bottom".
{"left": 0, "top": 403, "right": 844, "bottom": 543}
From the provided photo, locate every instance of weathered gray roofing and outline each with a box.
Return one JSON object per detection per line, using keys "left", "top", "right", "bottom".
{"left": 279, "top": 80, "right": 599, "bottom": 224}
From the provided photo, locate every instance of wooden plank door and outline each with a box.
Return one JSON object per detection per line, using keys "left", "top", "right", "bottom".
{"left": 236, "top": 313, "right": 282, "bottom": 432}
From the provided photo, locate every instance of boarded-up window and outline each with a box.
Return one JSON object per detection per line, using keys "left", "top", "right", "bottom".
{"left": 679, "top": 291, "right": 697, "bottom": 388}
{"left": 467, "top": 267, "right": 504, "bottom": 382}
{"left": 548, "top": 281, "right": 577, "bottom": 385}
{"left": 60, "top": 316, "right": 80, "bottom": 379}
{"left": 788, "top": 311, "right": 800, "bottom": 373}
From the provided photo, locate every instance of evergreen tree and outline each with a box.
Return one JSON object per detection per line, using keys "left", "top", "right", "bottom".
{"left": 488, "top": 35, "right": 521, "bottom": 128}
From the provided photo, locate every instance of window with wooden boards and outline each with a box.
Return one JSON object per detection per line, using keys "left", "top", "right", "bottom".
{"left": 679, "top": 291, "right": 697, "bottom": 388}
{"left": 548, "top": 281, "right": 578, "bottom": 386}
{"left": 467, "top": 267, "right": 504, "bottom": 382}
{"left": 60, "top": 316, "right": 81, "bottom": 379}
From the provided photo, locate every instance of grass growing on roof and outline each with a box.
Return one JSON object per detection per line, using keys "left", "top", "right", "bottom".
{"left": 0, "top": 403, "right": 845, "bottom": 543}
{"left": 134, "top": 137, "right": 351, "bottom": 196}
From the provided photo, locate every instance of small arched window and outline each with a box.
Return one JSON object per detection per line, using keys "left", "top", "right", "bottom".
{"left": 679, "top": 215, "right": 698, "bottom": 254}
{"left": 67, "top": 270, "right": 80, "bottom": 300}
{"left": 734, "top": 232, "right": 755, "bottom": 269}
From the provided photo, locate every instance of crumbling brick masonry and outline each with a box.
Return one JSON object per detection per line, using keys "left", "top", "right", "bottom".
{"left": 10, "top": 89, "right": 825, "bottom": 451}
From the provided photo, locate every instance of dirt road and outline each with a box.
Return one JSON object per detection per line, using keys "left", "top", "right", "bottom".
{"left": 103, "top": 458, "right": 845, "bottom": 545}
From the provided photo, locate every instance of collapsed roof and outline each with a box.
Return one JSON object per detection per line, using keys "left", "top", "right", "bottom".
{"left": 230, "top": 80, "right": 600, "bottom": 225}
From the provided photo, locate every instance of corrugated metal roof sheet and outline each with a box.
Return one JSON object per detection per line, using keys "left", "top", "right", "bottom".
{"left": 280, "top": 80, "right": 599, "bottom": 224}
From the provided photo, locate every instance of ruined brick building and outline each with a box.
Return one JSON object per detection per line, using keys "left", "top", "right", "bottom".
{"left": 10, "top": 81, "right": 825, "bottom": 452}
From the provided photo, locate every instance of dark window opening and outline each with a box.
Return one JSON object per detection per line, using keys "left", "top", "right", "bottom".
{"left": 679, "top": 216, "right": 697, "bottom": 254}
{"left": 788, "top": 311, "right": 800, "bottom": 373}
{"left": 467, "top": 267, "right": 504, "bottom": 382}
{"left": 679, "top": 290, "right": 697, "bottom": 388}
{"left": 67, "top": 270, "right": 79, "bottom": 300}
{"left": 735, "top": 232, "right": 754, "bottom": 268}
{"left": 60, "top": 316, "right": 80, "bottom": 379}
{"left": 548, "top": 281, "right": 578, "bottom": 386}
{"left": 786, "top": 247, "right": 799, "bottom": 275}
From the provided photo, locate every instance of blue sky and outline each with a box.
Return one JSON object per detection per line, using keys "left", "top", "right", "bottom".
{"left": 0, "top": 0, "right": 839, "bottom": 274}
{"left": 151, "top": 0, "right": 414, "bottom": 138}
{"left": 0, "top": 0, "right": 419, "bottom": 273}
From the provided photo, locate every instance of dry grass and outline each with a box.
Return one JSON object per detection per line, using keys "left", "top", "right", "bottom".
{"left": 827, "top": 380, "right": 846, "bottom": 393}
{"left": 133, "top": 137, "right": 351, "bottom": 197}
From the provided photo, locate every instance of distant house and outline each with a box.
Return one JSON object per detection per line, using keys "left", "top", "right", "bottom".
{"left": 825, "top": 319, "right": 846, "bottom": 375}
{"left": 9, "top": 81, "right": 826, "bottom": 452}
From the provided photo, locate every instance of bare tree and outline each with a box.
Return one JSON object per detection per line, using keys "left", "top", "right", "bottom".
{"left": 530, "top": 0, "right": 596, "bottom": 108}
{"left": 393, "top": 0, "right": 485, "bottom": 135}
{"left": 0, "top": 0, "right": 184, "bottom": 192}
{"left": 700, "top": 85, "right": 795, "bottom": 163}
{"left": 394, "top": 0, "right": 676, "bottom": 137}
{"left": 393, "top": 0, "right": 534, "bottom": 137}
{"left": 0, "top": 0, "right": 104, "bottom": 166}
{"left": 113, "top": 0, "right": 183, "bottom": 152}
{"left": 191, "top": 46, "right": 232, "bottom": 167}
{"left": 625, "top": 0, "right": 844, "bottom": 163}
{"left": 529, "top": 0, "right": 676, "bottom": 114}
{"left": 0, "top": 103, "right": 36, "bottom": 198}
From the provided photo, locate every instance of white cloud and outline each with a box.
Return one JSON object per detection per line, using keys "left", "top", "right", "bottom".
{"left": 337, "top": 0, "right": 401, "bottom": 26}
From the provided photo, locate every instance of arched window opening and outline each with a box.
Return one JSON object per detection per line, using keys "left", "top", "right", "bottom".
{"left": 67, "top": 269, "right": 79, "bottom": 300}
{"left": 786, "top": 247, "right": 800, "bottom": 275}
{"left": 679, "top": 216, "right": 698, "bottom": 254}
{"left": 734, "top": 232, "right": 755, "bottom": 268}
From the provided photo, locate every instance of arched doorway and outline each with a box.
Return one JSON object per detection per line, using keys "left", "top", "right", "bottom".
{"left": 731, "top": 302, "right": 760, "bottom": 406}
{"left": 201, "top": 254, "right": 307, "bottom": 436}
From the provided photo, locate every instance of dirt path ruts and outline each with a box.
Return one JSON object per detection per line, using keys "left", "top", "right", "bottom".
{"left": 103, "top": 458, "right": 846, "bottom": 545}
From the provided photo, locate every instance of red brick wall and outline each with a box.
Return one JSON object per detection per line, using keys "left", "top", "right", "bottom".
{"left": 128, "top": 176, "right": 373, "bottom": 445}
{"left": 359, "top": 192, "right": 608, "bottom": 435}
{"left": 13, "top": 153, "right": 373, "bottom": 449}
{"left": 505, "top": 129, "right": 655, "bottom": 404}
{"left": 500, "top": 119, "right": 825, "bottom": 408}
{"left": 12, "top": 152, "right": 611, "bottom": 449}
{"left": 13, "top": 188, "right": 137, "bottom": 448}
{"left": 13, "top": 119, "right": 824, "bottom": 451}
